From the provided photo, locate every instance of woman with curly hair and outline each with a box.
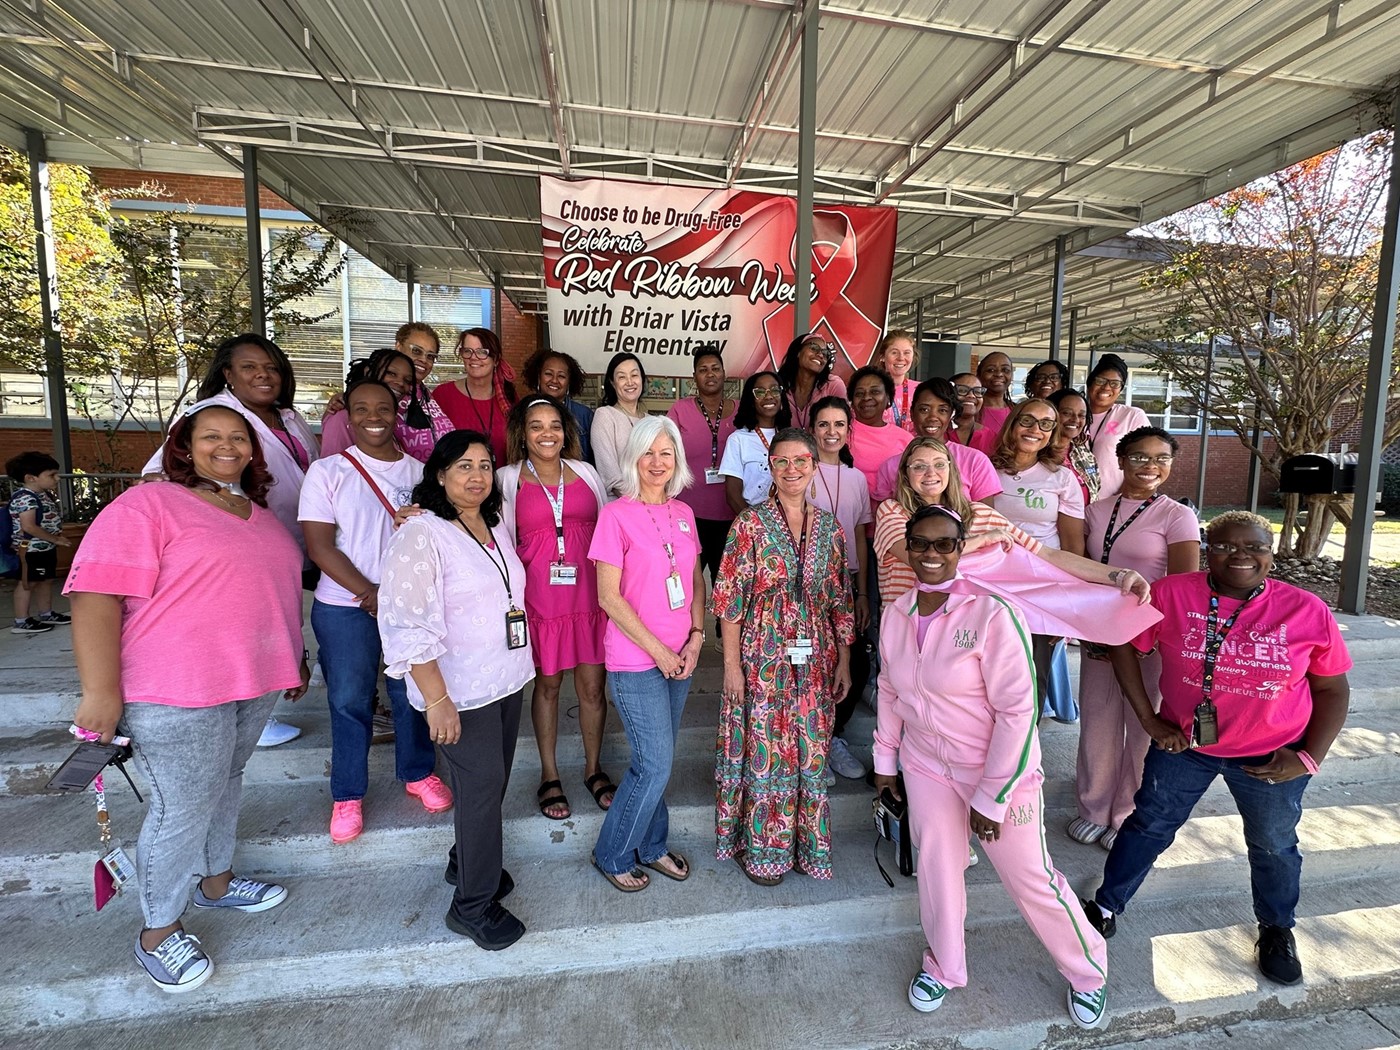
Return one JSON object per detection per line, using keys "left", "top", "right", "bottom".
{"left": 66, "top": 403, "right": 310, "bottom": 992}
{"left": 320, "top": 347, "right": 454, "bottom": 463}
{"left": 777, "top": 332, "right": 847, "bottom": 430}
{"left": 523, "top": 348, "right": 595, "bottom": 463}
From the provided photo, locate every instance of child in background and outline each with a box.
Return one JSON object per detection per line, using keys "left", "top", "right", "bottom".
{"left": 6, "top": 452, "right": 72, "bottom": 634}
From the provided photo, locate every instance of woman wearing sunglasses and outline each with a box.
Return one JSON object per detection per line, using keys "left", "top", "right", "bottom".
{"left": 777, "top": 333, "right": 847, "bottom": 430}
{"left": 874, "top": 504, "right": 1109, "bottom": 1028}
{"left": 714, "top": 428, "right": 854, "bottom": 886}
{"left": 1082, "top": 511, "right": 1351, "bottom": 988}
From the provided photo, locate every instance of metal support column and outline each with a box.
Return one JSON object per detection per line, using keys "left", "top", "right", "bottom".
{"left": 1065, "top": 307, "right": 1080, "bottom": 380}
{"left": 793, "top": 0, "right": 819, "bottom": 338}
{"left": 914, "top": 297, "right": 924, "bottom": 345}
{"left": 405, "top": 262, "right": 416, "bottom": 321}
{"left": 492, "top": 271, "right": 503, "bottom": 333}
{"left": 1048, "top": 234, "right": 1067, "bottom": 359}
{"left": 1195, "top": 336, "right": 1216, "bottom": 510}
{"left": 339, "top": 241, "right": 353, "bottom": 375}
{"left": 26, "top": 128, "right": 71, "bottom": 476}
{"left": 242, "top": 144, "right": 265, "bottom": 336}
{"left": 1341, "top": 88, "right": 1400, "bottom": 613}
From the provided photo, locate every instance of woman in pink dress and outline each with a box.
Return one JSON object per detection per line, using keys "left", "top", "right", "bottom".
{"left": 432, "top": 327, "right": 518, "bottom": 464}
{"left": 498, "top": 395, "right": 611, "bottom": 820}
{"left": 1084, "top": 354, "right": 1150, "bottom": 498}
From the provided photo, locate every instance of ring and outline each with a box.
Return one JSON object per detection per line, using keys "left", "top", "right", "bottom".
{"left": 1266, "top": 777, "right": 1275, "bottom": 785}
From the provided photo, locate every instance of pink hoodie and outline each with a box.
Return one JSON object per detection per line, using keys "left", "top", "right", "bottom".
{"left": 874, "top": 588, "right": 1040, "bottom": 822}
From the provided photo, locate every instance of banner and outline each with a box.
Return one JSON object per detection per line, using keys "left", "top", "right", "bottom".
{"left": 541, "top": 176, "right": 897, "bottom": 379}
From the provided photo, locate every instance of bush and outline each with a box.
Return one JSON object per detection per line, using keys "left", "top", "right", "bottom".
{"left": 1382, "top": 465, "right": 1400, "bottom": 517}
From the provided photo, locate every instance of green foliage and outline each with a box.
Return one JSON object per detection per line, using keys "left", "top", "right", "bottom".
{"left": 1382, "top": 465, "right": 1400, "bottom": 518}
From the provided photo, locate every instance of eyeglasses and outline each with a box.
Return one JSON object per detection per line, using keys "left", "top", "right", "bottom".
{"left": 752, "top": 387, "right": 783, "bottom": 399}
{"left": 803, "top": 341, "right": 835, "bottom": 355}
{"left": 907, "top": 460, "right": 949, "bottom": 475}
{"left": 459, "top": 346, "right": 493, "bottom": 359}
{"left": 769, "top": 455, "right": 814, "bottom": 470}
{"left": 1206, "top": 541, "right": 1273, "bottom": 555}
{"left": 907, "top": 536, "right": 963, "bottom": 554}
{"left": 1027, "top": 374, "right": 1061, "bottom": 390}
{"left": 953, "top": 385, "right": 987, "bottom": 398}
{"left": 1090, "top": 378, "right": 1124, "bottom": 391}
{"left": 406, "top": 343, "right": 440, "bottom": 363}
{"left": 1015, "top": 415, "right": 1057, "bottom": 432}
{"left": 1124, "top": 453, "right": 1175, "bottom": 466}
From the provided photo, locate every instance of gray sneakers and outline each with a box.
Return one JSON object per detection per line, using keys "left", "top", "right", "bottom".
{"left": 134, "top": 930, "right": 213, "bottom": 993}
{"left": 192, "top": 876, "right": 288, "bottom": 913}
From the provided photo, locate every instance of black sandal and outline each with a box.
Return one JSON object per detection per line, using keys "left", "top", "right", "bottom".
{"left": 584, "top": 771, "right": 617, "bottom": 811}
{"left": 536, "top": 779, "right": 570, "bottom": 820}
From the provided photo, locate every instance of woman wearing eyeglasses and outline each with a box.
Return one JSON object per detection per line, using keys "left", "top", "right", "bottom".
{"left": 718, "top": 371, "right": 792, "bottom": 513}
{"left": 874, "top": 504, "right": 1110, "bottom": 1029}
{"left": 1070, "top": 427, "right": 1202, "bottom": 852}
{"left": 1082, "top": 511, "right": 1351, "bottom": 988}
{"left": 1083, "top": 354, "right": 1149, "bottom": 498}
{"left": 714, "top": 428, "right": 854, "bottom": 885}
{"left": 777, "top": 333, "right": 847, "bottom": 430}
{"left": 947, "top": 373, "right": 988, "bottom": 449}
{"left": 432, "top": 328, "right": 518, "bottom": 464}
{"left": 1025, "top": 359, "right": 1069, "bottom": 400}
{"left": 989, "top": 398, "right": 1085, "bottom": 715}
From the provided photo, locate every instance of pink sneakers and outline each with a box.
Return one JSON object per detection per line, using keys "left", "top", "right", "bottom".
{"left": 330, "top": 800, "right": 363, "bottom": 844}
{"left": 406, "top": 775, "right": 453, "bottom": 813}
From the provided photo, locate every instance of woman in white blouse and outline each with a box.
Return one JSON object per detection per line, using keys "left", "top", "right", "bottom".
{"left": 378, "top": 429, "right": 535, "bottom": 952}
{"left": 719, "top": 371, "right": 792, "bottom": 514}
{"left": 590, "top": 352, "right": 649, "bottom": 496}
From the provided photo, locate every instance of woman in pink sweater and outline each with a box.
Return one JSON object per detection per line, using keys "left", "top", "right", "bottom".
{"left": 874, "top": 503, "right": 1109, "bottom": 1030}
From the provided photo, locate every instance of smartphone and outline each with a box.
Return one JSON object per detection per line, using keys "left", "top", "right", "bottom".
{"left": 46, "top": 741, "right": 129, "bottom": 793}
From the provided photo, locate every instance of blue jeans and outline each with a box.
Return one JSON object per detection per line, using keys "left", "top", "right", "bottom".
{"left": 311, "top": 600, "right": 435, "bottom": 800}
{"left": 594, "top": 668, "right": 690, "bottom": 875}
{"left": 1096, "top": 744, "right": 1309, "bottom": 928}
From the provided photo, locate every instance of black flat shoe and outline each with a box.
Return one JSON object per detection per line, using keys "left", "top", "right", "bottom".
{"left": 1256, "top": 923, "right": 1303, "bottom": 985}
{"left": 1081, "top": 897, "right": 1116, "bottom": 939}
{"left": 445, "top": 901, "right": 525, "bottom": 951}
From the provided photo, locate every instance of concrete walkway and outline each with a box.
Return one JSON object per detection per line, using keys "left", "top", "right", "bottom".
{"left": 1, "top": 592, "right": 1398, "bottom": 1049}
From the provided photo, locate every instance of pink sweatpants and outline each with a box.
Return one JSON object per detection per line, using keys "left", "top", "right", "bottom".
{"left": 1075, "top": 650, "right": 1162, "bottom": 830}
{"left": 904, "top": 768, "right": 1108, "bottom": 993}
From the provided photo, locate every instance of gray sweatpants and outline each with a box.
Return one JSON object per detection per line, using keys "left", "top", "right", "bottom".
{"left": 118, "top": 691, "right": 279, "bottom": 928}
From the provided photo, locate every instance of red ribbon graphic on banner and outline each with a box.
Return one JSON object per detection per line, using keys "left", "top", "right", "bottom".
{"left": 762, "top": 209, "right": 885, "bottom": 370}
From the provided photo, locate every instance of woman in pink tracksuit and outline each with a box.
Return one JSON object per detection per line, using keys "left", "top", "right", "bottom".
{"left": 874, "top": 503, "right": 1109, "bottom": 1030}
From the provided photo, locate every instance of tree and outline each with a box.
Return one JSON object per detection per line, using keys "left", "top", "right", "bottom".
{"left": 0, "top": 149, "right": 346, "bottom": 471}
{"left": 1108, "top": 128, "right": 1396, "bottom": 556}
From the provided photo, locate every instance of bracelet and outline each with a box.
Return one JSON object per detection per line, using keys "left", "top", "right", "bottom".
{"left": 302, "top": 648, "right": 311, "bottom": 663}
{"left": 1296, "top": 749, "right": 1320, "bottom": 774}
{"left": 424, "top": 693, "right": 451, "bottom": 711}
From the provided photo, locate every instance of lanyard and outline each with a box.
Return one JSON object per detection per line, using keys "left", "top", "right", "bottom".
{"left": 892, "top": 379, "right": 911, "bottom": 428}
{"left": 525, "top": 459, "right": 568, "bottom": 563}
{"left": 1089, "top": 408, "right": 1113, "bottom": 447}
{"left": 695, "top": 397, "right": 724, "bottom": 467}
{"left": 1201, "top": 580, "right": 1265, "bottom": 701}
{"left": 776, "top": 499, "right": 809, "bottom": 600}
{"left": 1099, "top": 492, "right": 1162, "bottom": 563}
{"left": 756, "top": 427, "right": 772, "bottom": 454}
{"left": 810, "top": 461, "right": 842, "bottom": 514}
{"left": 467, "top": 392, "right": 498, "bottom": 440}
{"left": 642, "top": 500, "right": 680, "bottom": 575}
{"left": 457, "top": 519, "right": 516, "bottom": 604}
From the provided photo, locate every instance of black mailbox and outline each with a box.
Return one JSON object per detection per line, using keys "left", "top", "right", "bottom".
{"left": 1278, "top": 453, "right": 1357, "bottom": 495}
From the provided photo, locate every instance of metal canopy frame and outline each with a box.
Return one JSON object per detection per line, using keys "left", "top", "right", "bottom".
{"left": 0, "top": 0, "right": 1397, "bottom": 344}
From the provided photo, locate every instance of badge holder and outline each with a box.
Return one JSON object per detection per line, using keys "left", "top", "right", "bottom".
{"left": 70, "top": 726, "right": 142, "bottom": 911}
{"left": 666, "top": 572, "right": 686, "bottom": 610}
{"left": 548, "top": 563, "right": 578, "bottom": 587}
{"left": 787, "top": 636, "right": 814, "bottom": 666}
{"left": 1192, "top": 700, "right": 1218, "bottom": 747}
{"left": 704, "top": 468, "right": 723, "bottom": 486}
{"left": 506, "top": 607, "right": 529, "bottom": 650}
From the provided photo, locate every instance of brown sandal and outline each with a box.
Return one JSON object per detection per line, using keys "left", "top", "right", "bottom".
{"left": 592, "top": 852, "right": 649, "bottom": 893}
{"left": 642, "top": 851, "right": 690, "bottom": 882}
{"left": 735, "top": 855, "right": 783, "bottom": 886}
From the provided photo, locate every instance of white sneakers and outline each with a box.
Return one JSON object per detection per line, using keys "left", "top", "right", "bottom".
{"left": 828, "top": 736, "right": 867, "bottom": 779}
{"left": 256, "top": 716, "right": 300, "bottom": 747}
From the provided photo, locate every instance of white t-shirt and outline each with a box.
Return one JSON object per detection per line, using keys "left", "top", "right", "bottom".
{"left": 718, "top": 427, "right": 776, "bottom": 506}
{"left": 299, "top": 448, "right": 424, "bottom": 606}
{"left": 992, "top": 460, "right": 1085, "bottom": 550}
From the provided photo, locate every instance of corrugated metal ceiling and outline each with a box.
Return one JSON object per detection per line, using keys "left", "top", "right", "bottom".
{"left": 1, "top": 0, "right": 1396, "bottom": 348}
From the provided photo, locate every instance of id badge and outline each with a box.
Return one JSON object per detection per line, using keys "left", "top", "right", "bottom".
{"left": 506, "top": 607, "right": 529, "bottom": 650}
{"left": 787, "top": 637, "right": 813, "bottom": 666}
{"left": 704, "top": 468, "right": 723, "bottom": 486}
{"left": 549, "top": 563, "right": 578, "bottom": 586}
{"left": 666, "top": 572, "right": 686, "bottom": 610}
{"left": 1192, "top": 699, "right": 1218, "bottom": 747}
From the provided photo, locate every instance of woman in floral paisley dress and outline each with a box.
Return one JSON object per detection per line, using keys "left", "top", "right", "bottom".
{"left": 714, "top": 428, "right": 854, "bottom": 885}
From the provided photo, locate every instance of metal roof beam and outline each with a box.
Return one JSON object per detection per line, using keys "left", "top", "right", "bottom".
{"left": 530, "top": 0, "right": 570, "bottom": 175}
{"left": 724, "top": 0, "right": 815, "bottom": 184}
{"left": 875, "top": 0, "right": 1105, "bottom": 200}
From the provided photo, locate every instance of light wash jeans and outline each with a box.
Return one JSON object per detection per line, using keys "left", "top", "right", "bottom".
{"left": 593, "top": 668, "right": 690, "bottom": 876}
{"left": 119, "top": 690, "right": 279, "bottom": 928}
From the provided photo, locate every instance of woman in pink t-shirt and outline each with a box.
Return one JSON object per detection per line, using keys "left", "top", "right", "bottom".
{"left": 1084, "top": 512, "right": 1351, "bottom": 988}
{"left": 66, "top": 404, "right": 308, "bottom": 993}
{"left": 973, "top": 351, "right": 1015, "bottom": 442}
{"left": 667, "top": 345, "right": 737, "bottom": 591}
{"left": 875, "top": 505, "right": 1110, "bottom": 1029}
{"left": 1069, "top": 427, "right": 1202, "bottom": 851}
{"left": 848, "top": 366, "right": 913, "bottom": 513}
{"left": 432, "top": 327, "right": 517, "bottom": 464}
{"left": 1084, "top": 354, "right": 1150, "bottom": 498}
{"left": 587, "top": 416, "right": 706, "bottom": 892}
{"left": 875, "top": 330, "right": 919, "bottom": 432}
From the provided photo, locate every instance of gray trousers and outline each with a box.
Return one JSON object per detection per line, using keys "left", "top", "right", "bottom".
{"left": 118, "top": 691, "right": 279, "bottom": 928}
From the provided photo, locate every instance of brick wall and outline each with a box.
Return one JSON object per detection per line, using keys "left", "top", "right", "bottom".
{"left": 1157, "top": 432, "right": 1280, "bottom": 508}
{"left": 0, "top": 426, "right": 163, "bottom": 475}
{"left": 499, "top": 297, "right": 543, "bottom": 383}
{"left": 89, "top": 167, "right": 292, "bottom": 212}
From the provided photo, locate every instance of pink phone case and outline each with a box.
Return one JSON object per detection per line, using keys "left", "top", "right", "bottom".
{"left": 94, "top": 858, "right": 117, "bottom": 911}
